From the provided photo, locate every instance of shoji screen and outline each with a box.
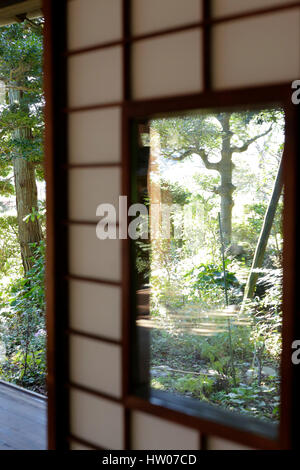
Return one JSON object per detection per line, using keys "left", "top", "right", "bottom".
{"left": 66, "top": 0, "right": 124, "bottom": 450}
{"left": 45, "top": 0, "right": 300, "bottom": 450}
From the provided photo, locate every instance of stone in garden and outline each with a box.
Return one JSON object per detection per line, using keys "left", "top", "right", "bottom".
{"left": 261, "top": 366, "right": 277, "bottom": 376}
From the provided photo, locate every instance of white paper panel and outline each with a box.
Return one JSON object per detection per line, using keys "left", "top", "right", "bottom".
{"left": 208, "top": 436, "right": 254, "bottom": 450}
{"left": 68, "top": 47, "right": 122, "bottom": 108}
{"left": 69, "top": 225, "right": 121, "bottom": 281}
{"left": 69, "top": 168, "right": 121, "bottom": 222}
{"left": 213, "top": 0, "right": 294, "bottom": 17}
{"left": 68, "top": 0, "right": 122, "bottom": 50}
{"left": 132, "top": 412, "right": 199, "bottom": 450}
{"left": 70, "top": 389, "right": 123, "bottom": 449}
{"left": 69, "top": 280, "right": 121, "bottom": 340}
{"left": 68, "top": 108, "right": 121, "bottom": 165}
{"left": 132, "top": 0, "right": 201, "bottom": 35}
{"left": 70, "top": 335, "right": 121, "bottom": 398}
{"left": 132, "top": 30, "right": 202, "bottom": 99}
{"left": 213, "top": 10, "right": 300, "bottom": 89}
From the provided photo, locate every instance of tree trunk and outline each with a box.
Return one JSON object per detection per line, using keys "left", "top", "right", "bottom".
{"left": 9, "top": 88, "right": 42, "bottom": 274}
{"left": 217, "top": 114, "right": 235, "bottom": 247}
{"left": 178, "top": 113, "right": 273, "bottom": 249}
{"left": 13, "top": 155, "right": 42, "bottom": 273}
{"left": 243, "top": 157, "right": 283, "bottom": 301}
{"left": 218, "top": 163, "right": 235, "bottom": 247}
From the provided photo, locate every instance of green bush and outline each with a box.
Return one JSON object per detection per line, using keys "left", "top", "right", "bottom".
{"left": 183, "top": 262, "right": 240, "bottom": 306}
{"left": 0, "top": 215, "right": 21, "bottom": 275}
{"left": 0, "top": 240, "right": 46, "bottom": 394}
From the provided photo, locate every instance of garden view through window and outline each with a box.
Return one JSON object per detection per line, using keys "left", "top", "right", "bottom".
{"left": 0, "top": 19, "right": 46, "bottom": 395}
{"left": 134, "top": 107, "right": 284, "bottom": 424}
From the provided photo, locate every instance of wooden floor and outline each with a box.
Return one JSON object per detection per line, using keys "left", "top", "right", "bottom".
{"left": 0, "top": 382, "right": 47, "bottom": 450}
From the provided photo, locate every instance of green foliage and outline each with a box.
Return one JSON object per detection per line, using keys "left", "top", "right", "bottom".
{"left": 213, "top": 378, "right": 280, "bottom": 420}
{"left": 151, "top": 109, "right": 283, "bottom": 166}
{"left": 23, "top": 202, "right": 45, "bottom": 225}
{"left": 152, "top": 373, "right": 215, "bottom": 401}
{"left": 0, "top": 215, "right": 20, "bottom": 275}
{"left": 145, "top": 109, "right": 284, "bottom": 423}
{"left": 184, "top": 262, "right": 240, "bottom": 304}
{"left": 0, "top": 240, "right": 46, "bottom": 393}
{"left": 151, "top": 320, "right": 280, "bottom": 421}
{"left": 245, "top": 268, "right": 282, "bottom": 360}
{"left": 0, "top": 20, "right": 44, "bottom": 179}
{"left": 234, "top": 200, "right": 283, "bottom": 260}
{"left": 160, "top": 180, "right": 192, "bottom": 206}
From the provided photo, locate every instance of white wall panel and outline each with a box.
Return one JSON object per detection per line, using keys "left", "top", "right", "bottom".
{"left": 213, "top": 10, "right": 300, "bottom": 89}
{"left": 69, "top": 225, "right": 121, "bottom": 281}
{"left": 69, "top": 168, "right": 121, "bottom": 222}
{"left": 69, "top": 280, "right": 121, "bottom": 340}
{"left": 68, "top": 108, "right": 121, "bottom": 165}
{"left": 132, "top": 30, "right": 202, "bottom": 99}
{"left": 208, "top": 436, "right": 254, "bottom": 450}
{"left": 68, "top": 47, "right": 122, "bottom": 108}
{"left": 70, "top": 390, "right": 123, "bottom": 449}
{"left": 132, "top": 412, "right": 199, "bottom": 450}
{"left": 70, "top": 335, "right": 122, "bottom": 398}
{"left": 213, "top": 0, "right": 294, "bottom": 18}
{"left": 132, "top": 0, "right": 201, "bottom": 35}
{"left": 68, "top": 0, "right": 122, "bottom": 50}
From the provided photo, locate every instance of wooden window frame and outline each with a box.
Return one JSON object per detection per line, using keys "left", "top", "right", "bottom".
{"left": 43, "top": 0, "right": 300, "bottom": 450}
{"left": 124, "top": 87, "right": 300, "bottom": 450}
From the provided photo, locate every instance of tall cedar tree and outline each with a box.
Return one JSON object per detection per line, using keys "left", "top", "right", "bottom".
{"left": 0, "top": 19, "right": 44, "bottom": 273}
{"left": 153, "top": 110, "right": 281, "bottom": 247}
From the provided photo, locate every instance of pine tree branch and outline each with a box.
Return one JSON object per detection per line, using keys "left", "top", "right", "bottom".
{"left": 167, "top": 149, "right": 195, "bottom": 161}
{"left": 231, "top": 125, "right": 273, "bottom": 154}
{"left": 167, "top": 147, "right": 220, "bottom": 171}
{"left": 197, "top": 148, "right": 220, "bottom": 170}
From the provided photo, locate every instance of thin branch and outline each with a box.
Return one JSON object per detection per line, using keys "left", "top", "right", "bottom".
{"left": 167, "top": 147, "right": 220, "bottom": 171}
{"left": 4, "top": 83, "right": 37, "bottom": 94}
{"left": 197, "top": 148, "right": 220, "bottom": 171}
{"left": 231, "top": 125, "right": 273, "bottom": 154}
{"left": 167, "top": 149, "right": 195, "bottom": 161}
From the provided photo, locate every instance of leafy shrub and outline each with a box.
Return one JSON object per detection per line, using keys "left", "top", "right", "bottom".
{"left": 175, "top": 375, "right": 215, "bottom": 397}
{"left": 0, "top": 215, "right": 20, "bottom": 275}
{"left": 212, "top": 381, "right": 280, "bottom": 420}
{"left": 0, "top": 240, "right": 46, "bottom": 394}
{"left": 245, "top": 268, "right": 282, "bottom": 360}
{"left": 183, "top": 262, "right": 240, "bottom": 306}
